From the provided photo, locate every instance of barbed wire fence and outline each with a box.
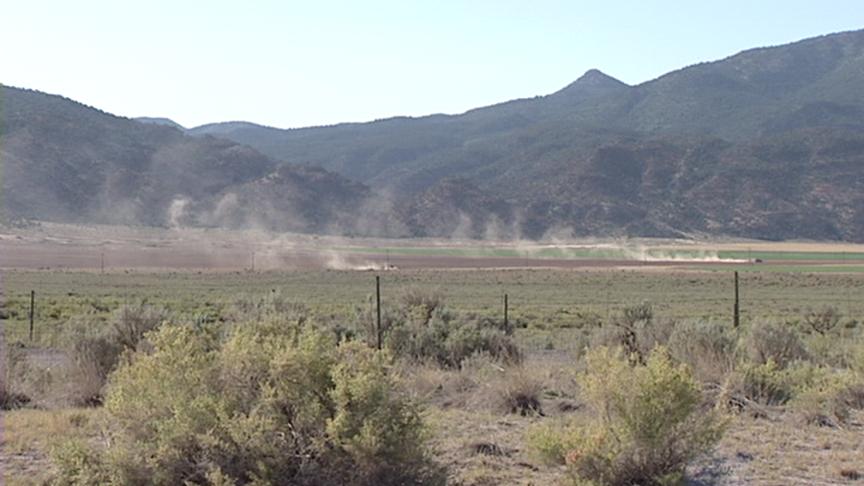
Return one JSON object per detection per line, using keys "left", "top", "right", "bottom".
{"left": 4, "top": 265, "right": 864, "bottom": 345}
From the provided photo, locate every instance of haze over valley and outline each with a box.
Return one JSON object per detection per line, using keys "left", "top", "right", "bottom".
{"left": 6, "top": 5, "right": 864, "bottom": 485}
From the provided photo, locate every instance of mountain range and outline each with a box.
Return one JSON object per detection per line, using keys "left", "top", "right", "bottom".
{"left": 4, "top": 29, "right": 864, "bottom": 240}
{"left": 0, "top": 87, "right": 376, "bottom": 234}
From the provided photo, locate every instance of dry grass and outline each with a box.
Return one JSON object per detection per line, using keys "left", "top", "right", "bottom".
{"left": 397, "top": 354, "right": 580, "bottom": 484}
{"left": 398, "top": 353, "right": 585, "bottom": 485}
{"left": 501, "top": 381, "right": 863, "bottom": 485}
{"left": 400, "top": 353, "right": 579, "bottom": 414}
{"left": 1, "top": 408, "right": 102, "bottom": 485}
{"left": 703, "top": 410, "right": 864, "bottom": 485}
{"left": 425, "top": 408, "right": 566, "bottom": 486}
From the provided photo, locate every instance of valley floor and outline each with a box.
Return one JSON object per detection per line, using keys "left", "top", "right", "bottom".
{"left": 1, "top": 226, "right": 863, "bottom": 485}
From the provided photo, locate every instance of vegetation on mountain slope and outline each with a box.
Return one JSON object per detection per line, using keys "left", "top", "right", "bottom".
{"left": 0, "top": 87, "right": 374, "bottom": 233}
{"left": 4, "top": 29, "right": 864, "bottom": 240}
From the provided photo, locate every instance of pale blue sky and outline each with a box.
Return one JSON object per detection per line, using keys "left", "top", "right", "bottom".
{"left": 3, "top": 1, "right": 863, "bottom": 128}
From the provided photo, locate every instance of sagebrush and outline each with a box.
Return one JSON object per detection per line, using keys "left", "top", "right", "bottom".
{"left": 530, "top": 346, "right": 726, "bottom": 486}
{"left": 52, "top": 320, "right": 443, "bottom": 486}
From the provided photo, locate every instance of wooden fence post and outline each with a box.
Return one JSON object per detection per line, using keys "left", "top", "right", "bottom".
{"left": 733, "top": 271, "right": 740, "bottom": 328}
{"left": 376, "top": 275, "right": 382, "bottom": 350}
{"left": 29, "top": 290, "right": 35, "bottom": 341}
{"left": 504, "top": 293, "right": 509, "bottom": 329}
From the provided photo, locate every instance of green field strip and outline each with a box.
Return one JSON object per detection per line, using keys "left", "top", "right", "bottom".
{"left": 692, "top": 264, "right": 864, "bottom": 273}
{"left": 333, "top": 246, "right": 864, "bottom": 263}
{"left": 717, "top": 250, "right": 864, "bottom": 261}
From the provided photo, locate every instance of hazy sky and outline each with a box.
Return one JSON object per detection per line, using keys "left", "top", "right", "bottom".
{"left": 3, "top": 1, "right": 863, "bottom": 129}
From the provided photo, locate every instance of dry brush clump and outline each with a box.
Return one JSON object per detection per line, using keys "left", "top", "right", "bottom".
{"left": 746, "top": 320, "right": 809, "bottom": 368}
{"left": 494, "top": 368, "right": 545, "bottom": 416}
{"left": 0, "top": 344, "right": 34, "bottom": 409}
{"left": 110, "top": 301, "right": 168, "bottom": 353}
{"left": 666, "top": 320, "right": 738, "bottom": 386}
{"left": 400, "top": 352, "right": 555, "bottom": 419}
{"left": 529, "top": 346, "right": 726, "bottom": 486}
{"left": 798, "top": 308, "right": 864, "bottom": 370}
{"left": 592, "top": 303, "right": 677, "bottom": 366}
{"left": 59, "top": 302, "right": 169, "bottom": 407}
{"left": 60, "top": 321, "right": 122, "bottom": 407}
{"left": 0, "top": 303, "right": 169, "bottom": 409}
{"left": 51, "top": 319, "right": 444, "bottom": 486}
{"left": 803, "top": 306, "right": 842, "bottom": 336}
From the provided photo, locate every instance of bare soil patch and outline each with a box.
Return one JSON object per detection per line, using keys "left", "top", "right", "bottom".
{"left": 5, "top": 223, "right": 858, "bottom": 272}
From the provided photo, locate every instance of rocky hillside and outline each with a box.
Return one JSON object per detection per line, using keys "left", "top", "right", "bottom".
{"left": 186, "top": 29, "right": 864, "bottom": 240}
{"left": 0, "top": 87, "right": 374, "bottom": 234}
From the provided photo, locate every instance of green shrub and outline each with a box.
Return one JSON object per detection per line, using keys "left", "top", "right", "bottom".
{"left": 400, "top": 287, "right": 445, "bottom": 325}
{"left": 385, "top": 307, "right": 521, "bottom": 367}
{"left": 615, "top": 302, "right": 654, "bottom": 363}
{"left": 785, "top": 363, "right": 862, "bottom": 426}
{"left": 51, "top": 440, "right": 111, "bottom": 486}
{"left": 529, "top": 347, "right": 726, "bottom": 486}
{"left": 354, "top": 290, "right": 520, "bottom": 367}
{"left": 355, "top": 295, "right": 403, "bottom": 349}
{"left": 52, "top": 321, "right": 443, "bottom": 486}
{"left": 727, "top": 359, "right": 864, "bottom": 418}
{"left": 527, "top": 421, "right": 584, "bottom": 465}
{"left": 326, "top": 342, "right": 436, "bottom": 484}
{"left": 462, "top": 312, "right": 517, "bottom": 335}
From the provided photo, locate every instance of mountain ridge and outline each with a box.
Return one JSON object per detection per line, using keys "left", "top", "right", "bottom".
{"left": 0, "top": 86, "right": 380, "bottom": 235}
{"left": 4, "top": 28, "right": 864, "bottom": 241}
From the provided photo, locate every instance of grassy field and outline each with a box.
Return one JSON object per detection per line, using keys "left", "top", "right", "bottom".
{"left": 3, "top": 268, "right": 864, "bottom": 346}
{"left": 2, "top": 266, "right": 863, "bottom": 485}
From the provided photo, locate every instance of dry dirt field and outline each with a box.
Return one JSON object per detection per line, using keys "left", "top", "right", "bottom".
{"left": 3, "top": 222, "right": 864, "bottom": 272}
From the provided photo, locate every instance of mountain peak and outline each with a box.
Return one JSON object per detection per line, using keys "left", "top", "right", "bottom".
{"left": 135, "top": 117, "right": 186, "bottom": 131}
{"left": 578, "top": 69, "right": 620, "bottom": 84}
{"left": 555, "top": 69, "right": 630, "bottom": 96}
